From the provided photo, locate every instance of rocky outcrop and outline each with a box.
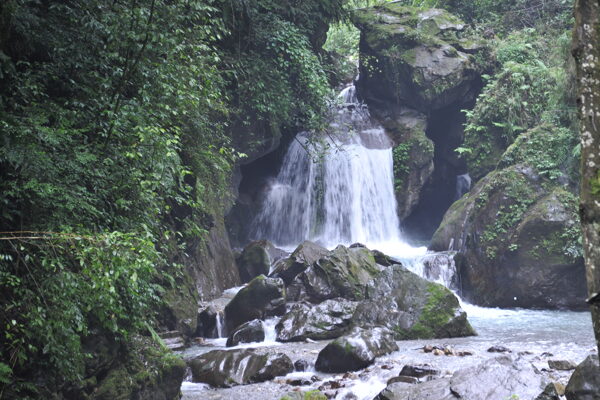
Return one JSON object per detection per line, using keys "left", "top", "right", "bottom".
{"left": 276, "top": 298, "right": 358, "bottom": 342}
{"left": 376, "top": 356, "right": 544, "bottom": 400}
{"left": 236, "top": 240, "right": 287, "bottom": 283}
{"left": 352, "top": 264, "right": 475, "bottom": 339}
{"left": 224, "top": 275, "right": 286, "bottom": 332}
{"left": 431, "top": 163, "right": 587, "bottom": 309}
{"left": 269, "top": 243, "right": 474, "bottom": 341}
{"left": 565, "top": 355, "right": 600, "bottom": 400}
{"left": 226, "top": 319, "right": 265, "bottom": 347}
{"left": 160, "top": 214, "right": 241, "bottom": 339}
{"left": 352, "top": 4, "right": 487, "bottom": 230}
{"left": 270, "top": 240, "right": 329, "bottom": 285}
{"left": 354, "top": 5, "right": 485, "bottom": 113}
{"left": 286, "top": 244, "right": 383, "bottom": 303}
{"left": 189, "top": 349, "right": 293, "bottom": 387}
{"left": 315, "top": 327, "right": 398, "bottom": 372}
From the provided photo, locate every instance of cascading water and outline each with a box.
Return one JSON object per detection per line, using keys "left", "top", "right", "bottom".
{"left": 253, "top": 85, "right": 406, "bottom": 250}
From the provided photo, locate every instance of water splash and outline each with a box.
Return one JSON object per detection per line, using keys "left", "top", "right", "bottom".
{"left": 215, "top": 311, "right": 224, "bottom": 338}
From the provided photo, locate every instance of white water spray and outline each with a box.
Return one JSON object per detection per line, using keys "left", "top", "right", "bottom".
{"left": 253, "top": 85, "right": 405, "bottom": 250}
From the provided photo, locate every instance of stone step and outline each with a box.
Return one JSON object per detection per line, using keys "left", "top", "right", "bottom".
{"left": 158, "top": 330, "right": 181, "bottom": 340}
{"left": 162, "top": 336, "right": 186, "bottom": 351}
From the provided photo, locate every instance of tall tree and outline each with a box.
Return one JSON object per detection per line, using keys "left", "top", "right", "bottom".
{"left": 573, "top": 0, "right": 600, "bottom": 353}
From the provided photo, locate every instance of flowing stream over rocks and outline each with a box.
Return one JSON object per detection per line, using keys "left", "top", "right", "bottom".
{"left": 181, "top": 86, "right": 596, "bottom": 400}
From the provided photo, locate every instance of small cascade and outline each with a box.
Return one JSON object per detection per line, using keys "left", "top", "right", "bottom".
{"left": 215, "top": 311, "right": 224, "bottom": 338}
{"left": 262, "top": 318, "right": 279, "bottom": 344}
{"left": 252, "top": 84, "right": 403, "bottom": 249}
{"left": 455, "top": 173, "right": 471, "bottom": 200}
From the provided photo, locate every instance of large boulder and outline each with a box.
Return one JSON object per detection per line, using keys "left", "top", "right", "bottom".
{"left": 224, "top": 275, "right": 286, "bottom": 332}
{"left": 276, "top": 298, "right": 358, "bottom": 342}
{"left": 565, "top": 355, "right": 600, "bottom": 400}
{"left": 270, "top": 241, "right": 329, "bottom": 285}
{"left": 189, "top": 349, "right": 293, "bottom": 387}
{"left": 431, "top": 163, "right": 587, "bottom": 309}
{"left": 287, "top": 244, "right": 384, "bottom": 303}
{"left": 354, "top": 4, "right": 486, "bottom": 113}
{"left": 315, "top": 327, "right": 398, "bottom": 373}
{"left": 376, "top": 356, "right": 545, "bottom": 400}
{"left": 352, "top": 264, "right": 475, "bottom": 339}
{"left": 236, "top": 240, "right": 287, "bottom": 283}
{"left": 226, "top": 319, "right": 265, "bottom": 347}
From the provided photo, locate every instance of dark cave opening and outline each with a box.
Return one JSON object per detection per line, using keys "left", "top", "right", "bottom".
{"left": 226, "top": 135, "right": 293, "bottom": 248}
{"left": 402, "top": 102, "right": 472, "bottom": 244}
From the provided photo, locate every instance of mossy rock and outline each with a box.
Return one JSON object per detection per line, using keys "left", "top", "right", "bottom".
{"left": 290, "top": 245, "right": 383, "bottom": 303}
{"left": 431, "top": 163, "right": 586, "bottom": 309}
{"left": 280, "top": 390, "right": 328, "bottom": 400}
{"left": 352, "top": 264, "right": 475, "bottom": 339}
{"left": 353, "top": 4, "right": 487, "bottom": 112}
{"left": 91, "top": 335, "right": 186, "bottom": 400}
{"left": 315, "top": 327, "right": 398, "bottom": 372}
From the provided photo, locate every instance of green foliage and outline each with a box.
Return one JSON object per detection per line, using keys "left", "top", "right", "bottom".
{"left": 461, "top": 29, "right": 576, "bottom": 180}
{"left": 499, "top": 125, "right": 578, "bottom": 182}
{"left": 0, "top": 232, "right": 162, "bottom": 398}
{"left": 324, "top": 22, "right": 361, "bottom": 83}
{"left": 0, "top": 0, "right": 235, "bottom": 236}
{"left": 393, "top": 143, "right": 411, "bottom": 191}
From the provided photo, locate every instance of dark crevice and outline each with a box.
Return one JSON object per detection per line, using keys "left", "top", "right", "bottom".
{"left": 402, "top": 101, "right": 473, "bottom": 243}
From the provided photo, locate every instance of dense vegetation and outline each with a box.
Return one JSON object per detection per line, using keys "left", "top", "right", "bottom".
{"left": 0, "top": 0, "right": 347, "bottom": 397}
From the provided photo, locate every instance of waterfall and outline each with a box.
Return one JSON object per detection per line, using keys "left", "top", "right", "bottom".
{"left": 455, "top": 173, "right": 471, "bottom": 200}
{"left": 215, "top": 311, "right": 224, "bottom": 338}
{"left": 252, "top": 85, "right": 402, "bottom": 249}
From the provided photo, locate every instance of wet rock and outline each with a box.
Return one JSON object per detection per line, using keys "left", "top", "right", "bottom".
{"left": 196, "top": 305, "right": 221, "bottom": 338}
{"left": 226, "top": 319, "right": 265, "bottom": 347}
{"left": 388, "top": 376, "right": 419, "bottom": 384}
{"left": 276, "top": 298, "right": 358, "bottom": 342}
{"left": 270, "top": 241, "right": 329, "bottom": 285}
{"left": 376, "top": 355, "right": 544, "bottom": 400}
{"left": 488, "top": 345, "right": 511, "bottom": 353}
{"left": 224, "top": 275, "right": 286, "bottom": 332}
{"left": 315, "top": 327, "right": 398, "bottom": 373}
{"left": 288, "top": 245, "right": 383, "bottom": 303}
{"left": 352, "top": 264, "right": 475, "bottom": 339}
{"left": 565, "top": 354, "right": 600, "bottom": 400}
{"left": 535, "top": 383, "right": 561, "bottom": 400}
{"left": 189, "top": 349, "right": 293, "bottom": 387}
{"left": 372, "top": 249, "right": 395, "bottom": 266}
{"left": 237, "top": 240, "right": 286, "bottom": 283}
{"left": 399, "top": 363, "right": 440, "bottom": 379}
{"left": 279, "top": 390, "right": 328, "bottom": 400}
{"left": 294, "top": 359, "right": 310, "bottom": 372}
{"left": 548, "top": 359, "right": 577, "bottom": 371}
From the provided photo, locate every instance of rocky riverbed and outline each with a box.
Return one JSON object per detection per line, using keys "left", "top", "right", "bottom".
{"left": 179, "top": 306, "right": 595, "bottom": 400}
{"left": 181, "top": 291, "right": 595, "bottom": 400}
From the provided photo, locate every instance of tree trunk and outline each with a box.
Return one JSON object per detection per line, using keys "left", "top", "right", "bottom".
{"left": 573, "top": 0, "right": 600, "bottom": 354}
